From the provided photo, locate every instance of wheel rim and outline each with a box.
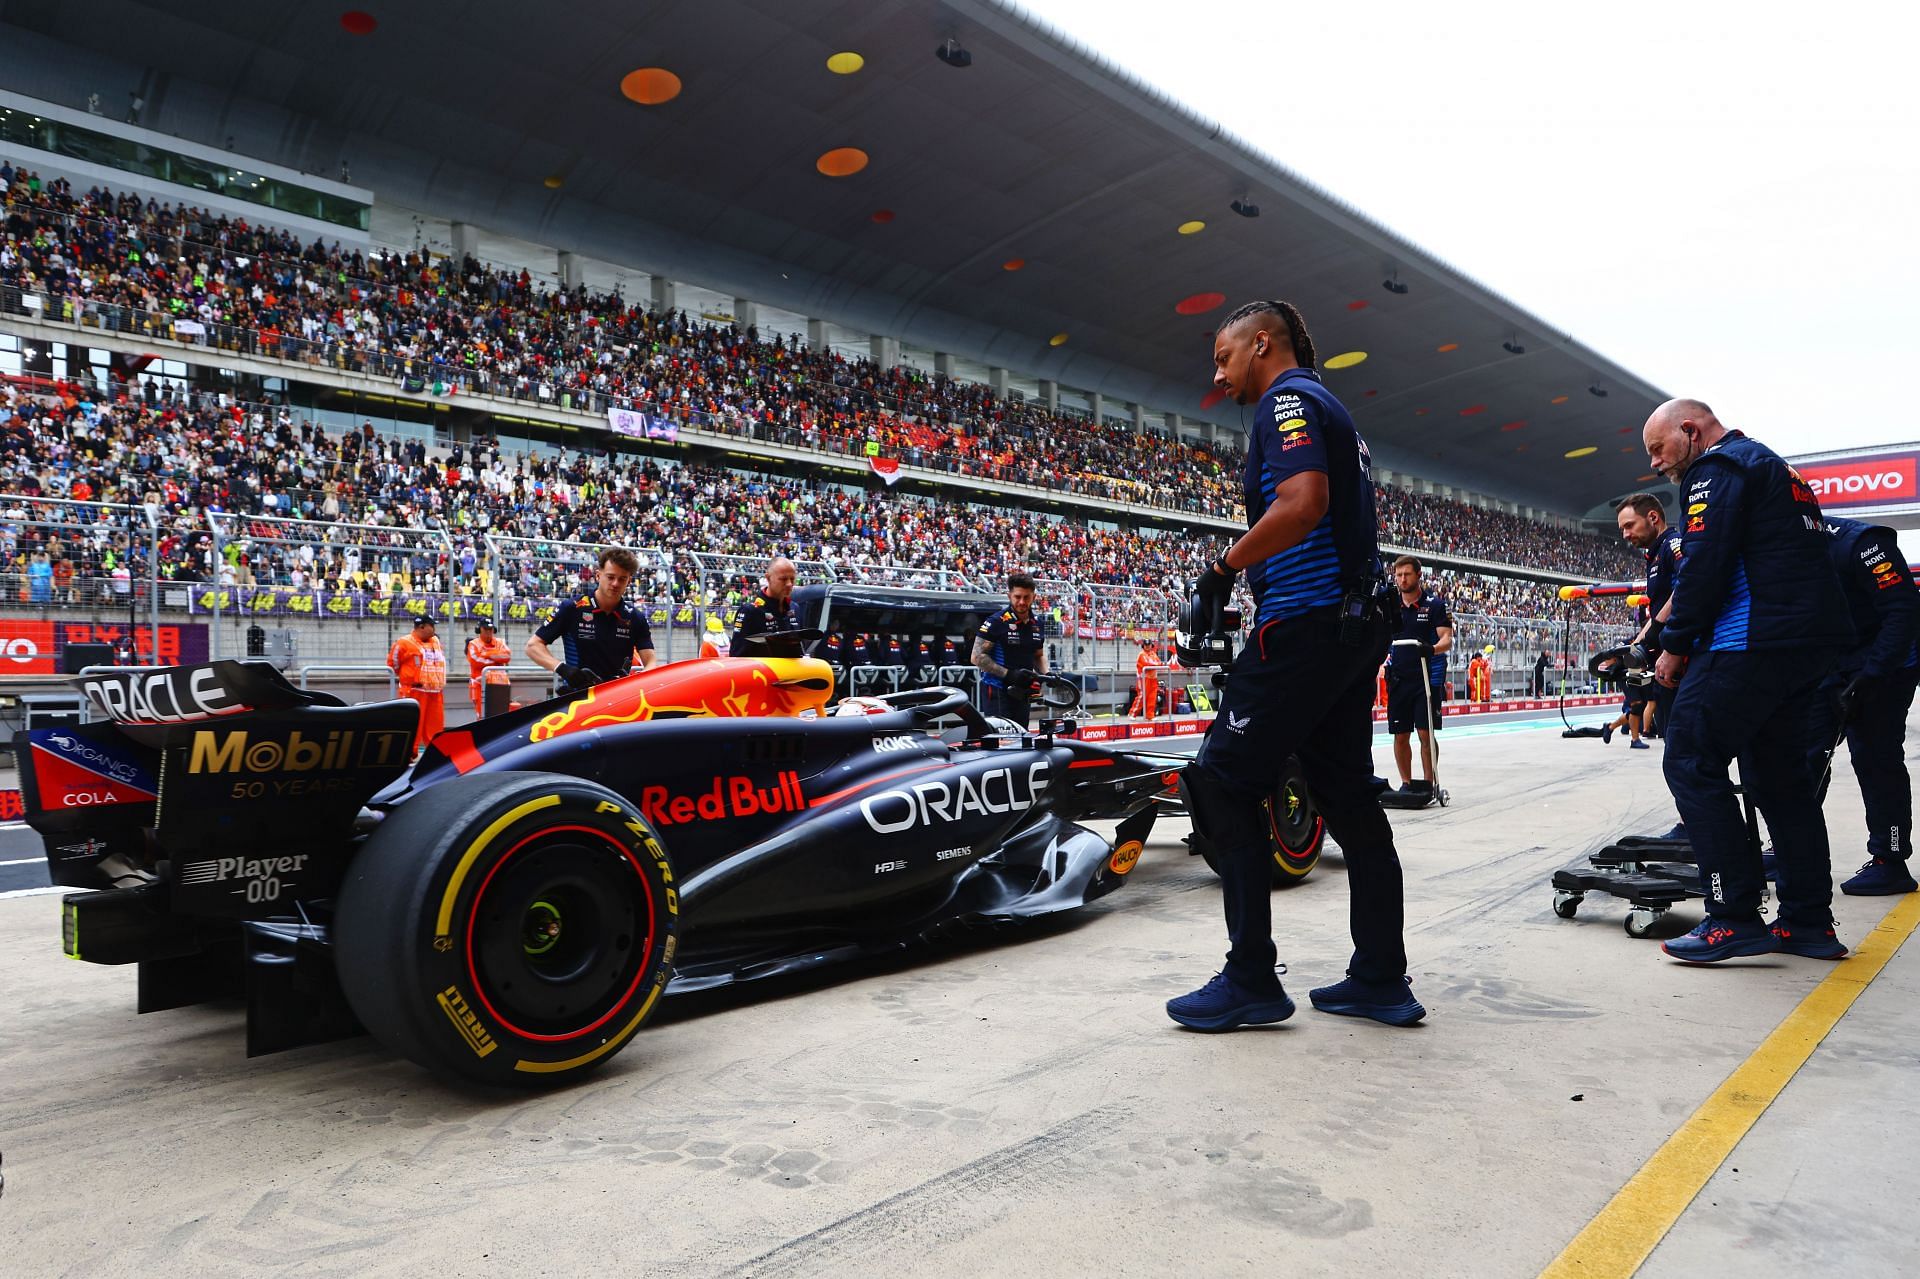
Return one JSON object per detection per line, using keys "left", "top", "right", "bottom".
{"left": 1268, "top": 774, "right": 1322, "bottom": 876}
{"left": 465, "top": 826, "right": 656, "bottom": 1042}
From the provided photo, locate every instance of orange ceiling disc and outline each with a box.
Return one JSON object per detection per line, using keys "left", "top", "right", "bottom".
{"left": 620, "top": 68, "right": 683, "bottom": 105}
{"left": 816, "top": 147, "right": 869, "bottom": 177}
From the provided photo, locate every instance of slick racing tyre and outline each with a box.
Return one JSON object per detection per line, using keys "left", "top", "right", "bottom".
{"left": 335, "top": 772, "right": 677, "bottom": 1088}
{"left": 1196, "top": 756, "right": 1324, "bottom": 886}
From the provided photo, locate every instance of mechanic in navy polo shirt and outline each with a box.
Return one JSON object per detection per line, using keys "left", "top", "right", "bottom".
{"left": 973, "top": 571, "right": 1046, "bottom": 727}
{"left": 526, "top": 546, "right": 658, "bottom": 692}
{"left": 1808, "top": 515, "right": 1920, "bottom": 896}
{"left": 1616, "top": 493, "right": 1685, "bottom": 741}
{"left": 1648, "top": 398, "right": 1854, "bottom": 963}
{"left": 1384, "top": 555, "right": 1453, "bottom": 796}
{"left": 731, "top": 556, "right": 800, "bottom": 651}
{"left": 1167, "top": 299, "right": 1420, "bottom": 1033}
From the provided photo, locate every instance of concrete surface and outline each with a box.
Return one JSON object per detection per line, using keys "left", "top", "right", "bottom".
{"left": 0, "top": 714, "right": 1914, "bottom": 1278}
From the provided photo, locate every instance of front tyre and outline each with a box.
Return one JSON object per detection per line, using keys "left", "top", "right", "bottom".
{"left": 335, "top": 772, "right": 677, "bottom": 1088}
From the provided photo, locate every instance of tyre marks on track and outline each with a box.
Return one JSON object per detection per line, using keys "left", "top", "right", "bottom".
{"left": 727, "top": 1103, "right": 1131, "bottom": 1277}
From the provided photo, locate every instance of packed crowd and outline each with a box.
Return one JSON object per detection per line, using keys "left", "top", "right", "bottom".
{"left": 4, "top": 168, "right": 1639, "bottom": 580}
{"left": 1, "top": 375, "right": 1637, "bottom": 634}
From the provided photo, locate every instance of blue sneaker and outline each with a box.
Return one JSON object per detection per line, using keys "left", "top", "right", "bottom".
{"left": 1166, "top": 972, "right": 1295, "bottom": 1031}
{"left": 1840, "top": 858, "right": 1918, "bottom": 896}
{"left": 1770, "top": 920, "right": 1848, "bottom": 960}
{"left": 1308, "top": 975, "right": 1426, "bottom": 1026}
{"left": 1602, "top": 723, "right": 1615, "bottom": 745}
{"left": 1630, "top": 739, "right": 1650, "bottom": 750}
{"left": 1661, "top": 916, "right": 1776, "bottom": 963}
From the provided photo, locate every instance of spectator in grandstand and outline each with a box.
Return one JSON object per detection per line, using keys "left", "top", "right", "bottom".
{"left": 526, "top": 545, "right": 656, "bottom": 691}
{"left": 973, "top": 570, "right": 1046, "bottom": 728}
{"left": 387, "top": 613, "right": 447, "bottom": 752}
{"left": 731, "top": 555, "right": 800, "bottom": 651}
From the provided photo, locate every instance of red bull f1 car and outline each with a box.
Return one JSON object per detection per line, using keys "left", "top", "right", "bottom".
{"left": 19, "top": 653, "right": 1323, "bottom": 1087}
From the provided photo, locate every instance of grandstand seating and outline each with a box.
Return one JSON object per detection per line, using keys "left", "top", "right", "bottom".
{"left": 1, "top": 168, "right": 1641, "bottom": 626}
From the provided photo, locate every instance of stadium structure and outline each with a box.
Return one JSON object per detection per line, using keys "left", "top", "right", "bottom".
{"left": 0, "top": 0, "right": 1668, "bottom": 697}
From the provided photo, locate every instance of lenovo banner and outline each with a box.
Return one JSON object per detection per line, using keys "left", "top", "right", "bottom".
{"left": 1793, "top": 452, "right": 1920, "bottom": 510}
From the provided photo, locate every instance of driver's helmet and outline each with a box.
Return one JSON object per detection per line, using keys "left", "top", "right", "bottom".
{"left": 830, "top": 695, "right": 893, "bottom": 717}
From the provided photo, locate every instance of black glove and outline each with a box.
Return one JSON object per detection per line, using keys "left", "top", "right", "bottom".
{"left": 1193, "top": 556, "right": 1237, "bottom": 607}
{"left": 1415, "top": 641, "right": 1436, "bottom": 659}
{"left": 555, "top": 662, "right": 601, "bottom": 689}
{"left": 1006, "top": 667, "right": 1040, "bottom": 694}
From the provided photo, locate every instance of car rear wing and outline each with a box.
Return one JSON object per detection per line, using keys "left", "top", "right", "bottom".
{"left": 16, "top": 661, "right": 418, "bottom": 907}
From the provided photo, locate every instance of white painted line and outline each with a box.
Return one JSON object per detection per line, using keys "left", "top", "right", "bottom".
{"left": 0, "top": 856, "right": 45, "bottom": 866}
{"left": 0, "top": 885, "right": 63, "bottom": 900}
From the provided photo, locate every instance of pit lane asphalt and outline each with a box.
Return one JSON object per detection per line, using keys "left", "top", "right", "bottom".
{"left": 2, "top": 707, "right": 1914, "bottom": 1278}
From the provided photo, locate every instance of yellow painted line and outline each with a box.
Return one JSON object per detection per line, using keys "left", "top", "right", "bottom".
{"left": 1540, "top": 891, "right": 1920, "bottom": 1279}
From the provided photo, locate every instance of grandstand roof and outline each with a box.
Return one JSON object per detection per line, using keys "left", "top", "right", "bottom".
{"left": 1, "top": 0, "right": 1670, "bottom": 517}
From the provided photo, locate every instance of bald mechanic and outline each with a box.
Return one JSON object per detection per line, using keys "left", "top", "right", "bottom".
{"left": 1167, "top": 299, "right": 1420, "bottom": 1031}
{"left": 1648, "top": 398, "right": 1855, "bottom": 962}
{"left": 733, "top": 556, "right": 800, "bottom": 649}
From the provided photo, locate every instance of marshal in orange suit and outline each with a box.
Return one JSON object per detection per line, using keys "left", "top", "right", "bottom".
{"left": 465, "top": 618, "right": 513, "bottom": 715}
{"left": 388, "top": 614, "right": 447, "bottom": 750}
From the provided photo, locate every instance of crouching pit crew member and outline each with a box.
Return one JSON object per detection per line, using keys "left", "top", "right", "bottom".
{"left": 1649, "top": 398, "right": 1855, "bottom": 962}
{"left": 526, "top": 546, "right": 658, "bottom": 692}
{"left": 733, "top": 555, "right": 800, "bottom": 650}
{"left": 1385, "top": 556, "right": 1452, "bottom": 797}
{"left": 973, "top": 571, "right": 1046, "bottom": 728}
{"left": 1810, "top": 515, "right": 1920, "bottom": 895}
{"left": 1167, "top": 299, "right": 1421, "bottom": 1031}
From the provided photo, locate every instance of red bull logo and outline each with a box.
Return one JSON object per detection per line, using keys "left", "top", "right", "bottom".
{"left": 529, "top": 657, "right": 834, "bottom": 743}
{"left": 641, "top": 771, "right": 806, "bottom": 826}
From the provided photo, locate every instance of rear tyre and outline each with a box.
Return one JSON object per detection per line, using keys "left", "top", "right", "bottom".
{"left": 335, "top": 772, "right": 677, "bottom": 1088}
{"left": 1194, "top": 757, "right": 1325, "bottom": 886}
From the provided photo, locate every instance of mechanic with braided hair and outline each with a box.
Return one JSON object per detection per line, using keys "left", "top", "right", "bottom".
{"left": 1167, "top": 300, "right": 1423, "bottom": 1031}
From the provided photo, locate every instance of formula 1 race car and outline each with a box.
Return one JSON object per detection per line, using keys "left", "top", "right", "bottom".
{"left": 20, "top": 654, "right": 1297, "bottom": 1087}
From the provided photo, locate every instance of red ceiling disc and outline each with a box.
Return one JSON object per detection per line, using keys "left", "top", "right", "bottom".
{"left": 870, "top": 209, "right": 895, "bottom": 223}
{"left": 1200, "top": 388, "right": 1227, "bottom": 411}
{"left": 1459, "top": 404, "right": 1488, "bottom": 416}
{"left": 1175, "top": 291, "right": 1227, "bottom": 316}
{"left": 340, "top": 10, "right": 377, "bottom": 34}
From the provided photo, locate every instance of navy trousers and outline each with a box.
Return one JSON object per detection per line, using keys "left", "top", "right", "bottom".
{"left": 1193, "top": 612, "right": 1407, "bottom": 988}
{"left": 1807, "top": 667, "right": 1916, "bottom": 863}
{"left": 1664, "top": 648, "right": 1838, "bottom": 924}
